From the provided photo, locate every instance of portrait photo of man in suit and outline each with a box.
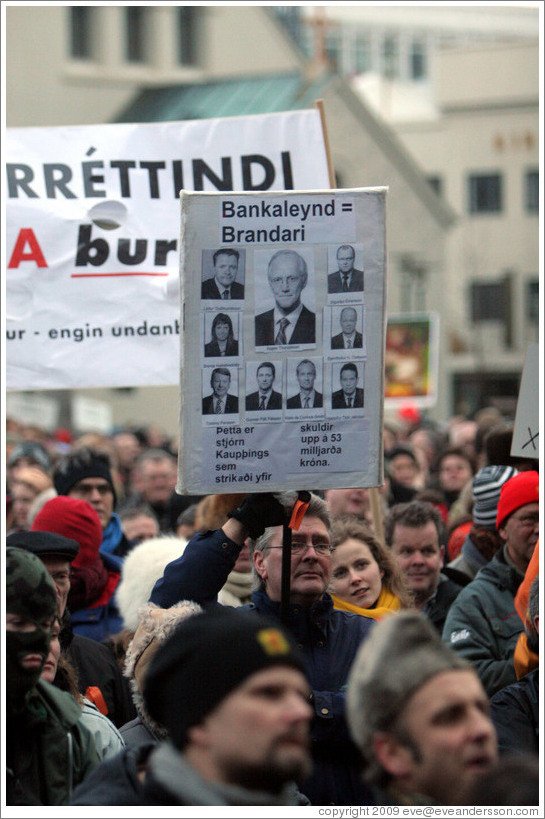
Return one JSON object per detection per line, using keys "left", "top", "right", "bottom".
{"left": 331, "top": 362, "right": 364, "bottom": 410}
{"left": 202, "top": 367, "right": 238, "bottom": 415}
{"left": 201, "top": 248, "right": 245, "bottom": 300}
{"left": 327, "top": 245, "right": 364, "bottom": 294}
{"left": 331, "top": 306, "right": 363, "bottom": 350}
{"left": 287, "top": 359, "right": 323, "bottom": 409}
{"left": 255, "top": 249, "right": 315, "bottom": 346}
{"left": 245, "top": 362, "right": 282, "bottom": 411}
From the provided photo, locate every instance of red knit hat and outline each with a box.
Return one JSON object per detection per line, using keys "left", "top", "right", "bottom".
{"left": 496, "top": 471, "right": 539, "bottom": 530}
{"left": 31, "top": 495, "right": 102, "bottom": 567}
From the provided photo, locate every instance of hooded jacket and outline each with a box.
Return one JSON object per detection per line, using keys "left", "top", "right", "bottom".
{"left": 6, "top": 679, "right": 99, "bottom": 805}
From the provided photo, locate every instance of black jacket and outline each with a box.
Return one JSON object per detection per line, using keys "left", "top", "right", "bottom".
{"left": 490, "top": 669, "right": 539, "bottom": 757}
{"left": 62, "top": 613, "right": 136, "bottom": 728}
{"left": 422, "top": 574, "right": 463, "bottom": 635}
{"left": 255, "top": 306, "right": 316, "bottom": 346}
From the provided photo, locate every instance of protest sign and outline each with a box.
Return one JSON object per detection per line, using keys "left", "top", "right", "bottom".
{"left": 511, "top": 343, "right": 539, "bottom": 458}
{"left": 384, "top": 313, "right": 439, "bottom": 408}
{"left": 6, "top": 111, "right": 330, "bottom": 391}
{"left": 178, "top": 187, "right": 387, "bottom": 494}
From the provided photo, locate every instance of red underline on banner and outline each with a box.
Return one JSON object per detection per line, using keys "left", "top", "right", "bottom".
{"left": 70, "top": 272, "right": 169, "bottom": 278}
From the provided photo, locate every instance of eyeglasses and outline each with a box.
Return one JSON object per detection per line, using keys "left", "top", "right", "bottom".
{"left": 267, "top": 542, "right": 332, "bottom": 556}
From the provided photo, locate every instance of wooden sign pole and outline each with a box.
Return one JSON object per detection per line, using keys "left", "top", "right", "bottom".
{"left": 315, "top": 98, "right": 386, "bottom": 546}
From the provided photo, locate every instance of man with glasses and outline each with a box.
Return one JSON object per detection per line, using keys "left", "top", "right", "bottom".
{"left": 443, "top": 471, "right": 539, "bottom": 697}
{"left": 150, "top": 491, "right": 375, "bottom": 806}
{"left": 255, "top": 250, "right": 316, "bottom": 346}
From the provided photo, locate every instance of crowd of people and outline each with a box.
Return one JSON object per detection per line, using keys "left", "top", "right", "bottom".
{"left": 5, "top": 404, "right": 540, "bottom": 807}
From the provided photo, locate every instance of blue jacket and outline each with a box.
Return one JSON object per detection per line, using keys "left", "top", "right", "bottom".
{"left": 150, "top": 528, "right": 376, "bottom": 806}
{"left": 489, "top": 669, "right": 539, "bottom": 757}
{"left": 70, "top": 548, "right": 123, "bottom": 642}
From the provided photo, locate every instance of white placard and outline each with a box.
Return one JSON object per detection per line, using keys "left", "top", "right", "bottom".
{"left": 178, "top": 187, "right": 387, "bottom": 494}
{"left": 71, "top": 396, "right": 113, "bottom": 435}
{"left": 511, "top": 343, "right": 539, "bottom": 458}
{"left": 6, "top": 111, "right": 330, "bottom": 391}
{"left": 6, "top": 393, "right": 59, "bottom": 430}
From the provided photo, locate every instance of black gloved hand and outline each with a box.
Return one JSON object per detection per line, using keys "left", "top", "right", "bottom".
{"left": 226, "top": 493, "right": 287, "bottom": 540}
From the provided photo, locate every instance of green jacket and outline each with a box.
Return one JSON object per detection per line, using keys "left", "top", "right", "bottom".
{"left": 442, "top": 549, "right": 524, "bottom": 697}
{"left": 7, "top": 679, "right": 99, "bottom": 805}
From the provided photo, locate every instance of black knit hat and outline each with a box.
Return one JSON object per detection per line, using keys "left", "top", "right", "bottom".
{"left": 53, "top": 447, "right": 117, "bottom": 505}
{"left": 143, "top": 607, "right": 307, "bottom": 749}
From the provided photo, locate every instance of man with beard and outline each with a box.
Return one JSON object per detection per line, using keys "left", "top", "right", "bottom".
{"left": 71, "top": 608, "right": 312, "bottom": 806}
{"left": 346, "top": 611, "right": 498, "bottom": 805}
{"left": 149, "top": 491, "right": 376, "bottom": 806}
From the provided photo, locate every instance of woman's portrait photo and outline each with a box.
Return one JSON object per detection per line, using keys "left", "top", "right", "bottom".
{"left": 204, "top": 312, "right": 240, "bottom": 359}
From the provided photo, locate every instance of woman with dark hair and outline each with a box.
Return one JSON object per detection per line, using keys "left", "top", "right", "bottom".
{"left": 42, "top": 618, "right": 125, "bottom": 760}
{"left": 204, "top": 313, "right": 238, "bottom": 357}
{"left": 330, "top": 517, "right": 413, "bottom": 619}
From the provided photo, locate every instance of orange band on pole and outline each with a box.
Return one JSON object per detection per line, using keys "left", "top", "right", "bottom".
{"left": 289, "top": 492, "right": 311, "bottom": 530}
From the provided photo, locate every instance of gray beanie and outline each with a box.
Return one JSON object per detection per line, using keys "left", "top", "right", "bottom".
{"left": 472, "top": 465, "right": 518, "bottom": 529}
{"left": 346, "top": 611, "right": 470, "bottom": 781}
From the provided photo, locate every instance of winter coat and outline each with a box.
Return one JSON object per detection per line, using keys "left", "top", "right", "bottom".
{"left": 442, "top": 549, "right": 524, "bottom": 697}
{"left": 6, "top": 680, "right": 99, "bottom": 805}
{"left": 62, "top": 614, "right": 136, "bottom": 728}
{"left": 150, "top": 528, "right": 376, "bottom": 806}
{"left": 489, "top": 669, "right": 539, "bottom": 757}
{"left": 71, "top": 741, "right": 308, "bottom": 806}
{"left": 119, "top": 715, "right": 160, "bottom": 752}
{"left": 421, "top": 573, "right": 463, "bottom": 635}
{"left": 80, "top": 699, "right": 126, "bottom": 760}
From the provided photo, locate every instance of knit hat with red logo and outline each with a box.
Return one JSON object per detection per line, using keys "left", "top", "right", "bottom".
{"left": 144, "top": 606, "right": 307, "bottom": 749}
{"left": 496, "top": 471, "right": 539, "bottom": 530}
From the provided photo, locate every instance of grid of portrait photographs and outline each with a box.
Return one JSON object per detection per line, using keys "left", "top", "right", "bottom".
{"left": 200, "top": 243, "right": 366, "bottom": 424}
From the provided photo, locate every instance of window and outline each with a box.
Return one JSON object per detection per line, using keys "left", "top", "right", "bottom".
{"left": 426, "top": 176, "right": 442, "bottom": 197}
{"left": 525, "top": 170, "right": 538, "bottom": 214}
{"left": 177, "top": 7, "right": 197, "bottom": 65}
{"left": 70, "top": 6, "right": 93, "bottom": 59}
{"left": 273, "top": 7, "right": 305, "bottom": 52}
{"left": 126, "top": 6, "right": 145, "bottom": 62}
{"left": 526, "top": 280, "right": 539, "bottom": 324}
{"left": 410, "top": 38, "right": 427, "bottom": 80}
{"left": 471, "top": 282, "right": 506, "bottom": 321}
{"left": 382, "top": 35, "right": 399, "bottom": 79}
{"left": 468, "top": 173, "right": 502, "bottom": 213}
{"left": 325, "top": 30, "right": 340, "bottom": 70}
{"left": 354, "top": 34, "right": 371, "bottom": 74}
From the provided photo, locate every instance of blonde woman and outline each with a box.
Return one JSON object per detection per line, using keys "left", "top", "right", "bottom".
{"left": 330, "top": 517, "right": 412, "bottom": 619}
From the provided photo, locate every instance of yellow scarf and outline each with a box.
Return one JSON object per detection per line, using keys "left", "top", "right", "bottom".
{"left": 332, "top": 586, "right": 402, "bottom": 621}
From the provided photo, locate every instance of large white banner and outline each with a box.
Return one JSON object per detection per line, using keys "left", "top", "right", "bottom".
{"left": 6, "top": 111, "right": 330, "bottom": 390}
{"left": 178, "top": 187, "right": 387, "bottom": 494}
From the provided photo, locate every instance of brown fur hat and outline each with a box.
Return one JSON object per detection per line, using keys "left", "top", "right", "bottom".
{"left": 124, "top": 600, "right": 203, "bottom": 738}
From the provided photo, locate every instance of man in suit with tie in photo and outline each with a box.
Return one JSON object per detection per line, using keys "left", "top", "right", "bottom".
{"left": 287, "top": 359, "right": 323, "bottom": 409}
{"left": 327, "top": 245, "right": 364, "bottom": 294}
{"left": 331, "top": 307, "right": 363, "bottom": 350}
{"left": 331, "top": 362, "right": 364, "bottom": 410}
{"left": 202, "top": 367, "right": 239, "bottom": 415}
{"left": 255, "top": 250, "right": 315, "bottom": 346}
{"left": 245, "top": 362, "right": 283, "bottom": 411}
{"left": 201, "top": 248, "right": 245, "bottom": 300}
